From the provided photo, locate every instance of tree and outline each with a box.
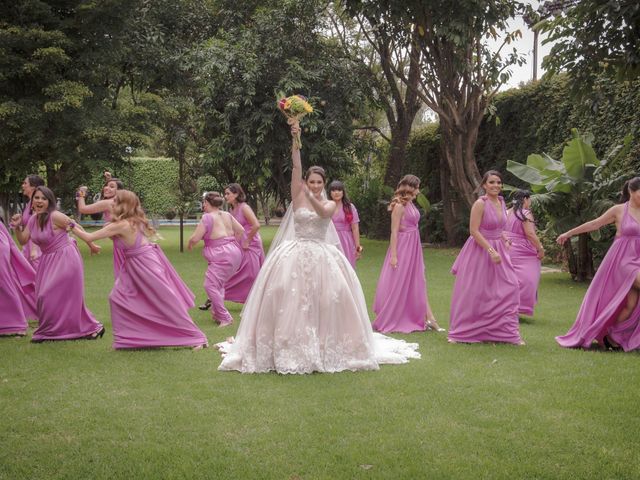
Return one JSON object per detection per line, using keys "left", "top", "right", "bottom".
{"left": 0, "top": 0, "right": 162, "bottom": 210}
{"left": 540, "top": 0, "right": 640, "bottom": 93}
{"left": 328, "top": 3, "right": 423, "bottom": 238}
{"left": 345, "top": 0, "right": 526, "bottom": 244}
{"left": 507, "top": 129, "right": 633, "bottom": 281}
{"left": 195, "top": 0, "right": 370, "bottom": 208}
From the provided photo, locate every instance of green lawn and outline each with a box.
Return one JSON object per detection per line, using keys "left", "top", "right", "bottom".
{"left": 1, "top": 226, "right": 638, "bottom": 479}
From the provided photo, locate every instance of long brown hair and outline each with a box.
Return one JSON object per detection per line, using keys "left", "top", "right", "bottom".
{"left": 225, "top": 183, "right": 246, "bottom": 203}
{"left": 389, "top": 174, "right": 420, "bottom": 211}
{"left": 32, "top": 186, "right": 57, "bottom": 230}
{"left": 111, "top": 190, "right": 155, "bottom": 237}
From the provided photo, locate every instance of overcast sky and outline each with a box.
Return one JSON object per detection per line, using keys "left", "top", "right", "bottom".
{"left": 496, "top": 0, "right": 555, "bottom": 90}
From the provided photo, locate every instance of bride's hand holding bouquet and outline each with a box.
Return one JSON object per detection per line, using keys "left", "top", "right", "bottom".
{"left": 278, "top": 94, "right": 313, "bottom": 150}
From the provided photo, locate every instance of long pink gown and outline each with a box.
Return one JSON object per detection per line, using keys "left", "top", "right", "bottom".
{"left": 201, "top": 214, "right": 242, "bottom": 325}
{"left": 21, "top": 201, "right": 41, "bottom": 269}
{"left": 224, "top": 203, "right": 265, "bottom": 303}
{"left": 27, "top": 216, "right": 103, "bottom": 341}
{"left": 448, "top": 196, "right": 522, "bottom": 344}
{"left": 332, "top": 204, "right": 360, "bottom": 268}
{"left": 0, "top": 221, "right": 37, "bottom": 335}
{"left": 556, "top": 202, "right": 640, "bottom": 351}
{"left": 505, "top": 209, "right": 541, "bottom": 315}
{"left": 372, "top": 201, "right": 427, "bottom": 333}
{"left": 109, "top": 231, "right": 207, "bottom": 349}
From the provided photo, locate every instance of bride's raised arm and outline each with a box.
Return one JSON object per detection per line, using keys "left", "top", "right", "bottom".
{"left": 290, "top": 122, "right": 303, "bottom": 202}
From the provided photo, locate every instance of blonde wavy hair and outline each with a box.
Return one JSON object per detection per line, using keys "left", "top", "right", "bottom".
{"left": 388, "top": 174, "right": 420, "bottom": 211}
{"left": 112, "top": 190, "right": 156, "bottom": 237}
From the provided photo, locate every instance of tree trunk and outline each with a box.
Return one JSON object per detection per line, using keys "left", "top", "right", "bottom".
{"left": 440, "top": 120, "right": 481, "bottom": 211}
{"left": 370, "top": 122, "right": 413, "bottom": 239}
{"left": 439, "top": 152, "right": 458, "bottom": 246}
{"left": 438, "top": 114, "right": 483, "bottom": 245}
{"left": 575, "top": 233, "right": 594, "bottom": 281}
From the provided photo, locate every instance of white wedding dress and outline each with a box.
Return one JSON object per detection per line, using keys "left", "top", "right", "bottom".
{"left": 217, "top": 208, "right": 420, "bottom": 374}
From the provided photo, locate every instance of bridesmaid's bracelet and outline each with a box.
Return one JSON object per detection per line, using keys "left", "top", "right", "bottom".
{"left": 487, "top": 247, "right": 497, "bottom": 256}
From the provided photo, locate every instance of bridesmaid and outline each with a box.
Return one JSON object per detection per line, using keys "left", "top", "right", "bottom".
{"left": 329, "top": 181, "right": 363, "bottom": 268}
{"left": 10, "top": 186, "right": 104, "bottom": 342}
{"left": 222, "top": 183, "right": 265, "bottom": 303}
{"left": 188, "top": 192, "right": 244, "bottom": 326}
{"left": 505, "top": 190, "right": 544, "bottom": 316}
{"left": 373, "top": 174, "right": 442, "bottom": 333}
{"left": 70, "top": 190, "right": 208, "bottom": 350}
{"left": 556, "top": 177, "right": 640, "bottom": 351}
{"left": 77, "top": 177, "right": 125, "bottom": 277}
{"left": 17, "top": 174, "right": 45, "bottom": 268}
{"left": 0, "top": 219, "right": 37, "bottom": 336}
{"left": 448, "top": 171, "right": 524, "bottom": 345}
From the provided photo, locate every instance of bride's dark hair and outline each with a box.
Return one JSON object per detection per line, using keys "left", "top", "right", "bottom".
{"left": 305, "top": 166, "right": 326, "bottom": 183}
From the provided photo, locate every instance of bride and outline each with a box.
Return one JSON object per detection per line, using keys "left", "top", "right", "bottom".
{"left": 217, "top": 123, "right": 420, "bottom": 373}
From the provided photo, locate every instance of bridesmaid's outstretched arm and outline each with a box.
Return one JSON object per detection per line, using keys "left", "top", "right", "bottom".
{"left": 52, "top": 211, "right": 101, "bottom": 254}
{"left": 556, "top": 205, "right": 620, "bottom": 245}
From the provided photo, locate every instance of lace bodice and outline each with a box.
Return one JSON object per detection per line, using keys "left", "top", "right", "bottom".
{"left": 294, "top": 208, "right": 331, "bottom": 240}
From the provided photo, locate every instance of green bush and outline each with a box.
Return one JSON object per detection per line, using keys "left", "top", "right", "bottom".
{"left": 119, "top": 157, "right": 179, "bottom": 215}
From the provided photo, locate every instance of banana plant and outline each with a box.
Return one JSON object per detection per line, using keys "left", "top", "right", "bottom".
{"left": 507, "top": 129, "right": 633, "bottom": 281}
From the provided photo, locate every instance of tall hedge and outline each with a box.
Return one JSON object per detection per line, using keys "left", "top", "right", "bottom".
{"left": 475, "top": 75, "right": 640, "bottom": 186}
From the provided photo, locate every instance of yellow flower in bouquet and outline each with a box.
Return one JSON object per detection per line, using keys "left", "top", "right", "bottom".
{"left": 277, "top": 94, "right": 313, "bottom": 149}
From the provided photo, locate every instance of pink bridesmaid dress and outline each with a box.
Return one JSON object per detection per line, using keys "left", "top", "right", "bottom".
{"left": 448, "top": 196, "right": 522, "bottom": 344}
{"left": 556, "top": 202, "right": 640, "bottom": 351}
{"left": 0, "top": 221, "right": 37, "bottom": 335}
{"left": 372, "top": 201, "right": 428, "bottom": 333}
{"left": 27, "top": 216, "right": 103, "bottom": 341}
{"left": 109, "top": 231, "right": 207, "bottom": 349}
{"left": 505, "top": 209, "right": 541, "bottom": 315}
{"left": 201, "top": 214, "right": 242, "bottom": 325}
{"left": 332, "top": 204, "right": 360, "bottom": 267}
{"left": 102, "top": 209, "right": 125, "bottom": 279}
{"left": 21, "top": 201, "right": 42, "bottom": 269}
{"left": 224, "top": 203, "right": 265, "bottom": 303}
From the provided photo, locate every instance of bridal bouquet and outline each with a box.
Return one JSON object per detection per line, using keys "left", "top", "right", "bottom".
{"left": 277, "top": 94, "right": 313, "bottom": 149}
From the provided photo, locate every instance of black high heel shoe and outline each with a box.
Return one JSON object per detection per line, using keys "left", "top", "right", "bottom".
{"left": 603, "top": 336, "right": 621, "bottom": 351}
{"left": 86, "top": 327, "right": 106, "bottom": 340}
{"left": 198, "top": 299, "right": 211, "bottom": 311}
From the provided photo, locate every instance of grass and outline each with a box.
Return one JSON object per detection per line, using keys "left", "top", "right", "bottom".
{"left": 1, "top": 226, "right": 638, "bottom": 479}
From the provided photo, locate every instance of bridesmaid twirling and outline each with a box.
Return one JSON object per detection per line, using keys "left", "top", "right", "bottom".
{"left": 222, "top": 184, "right": 265, "bottom": 303}
{"left": 448, "top": 171, "right": 524, "bottom": 345}
{"left": 329, "top": 181, "right": 362, "bottom": 268}
{"left": 0, "top": 219, "right": 37, "bottom": 336}
{"left": 77, "top": 177, "right": 125, "bottom": 277}
{"left": 505, "top": 190, "right": 544, "bottom": 316}
{"left": 373, "top": 175, "right": 443, "bottom": 333}
{"left": 17, "top": 175, "right": 45, "bottom": 268}
{"left": 11, "top": 187, "right": 104, "bottom": 342}
{"left": 71, "top": 190, "right": 208, "bottom": 350}
{"left": 188, "top": 192, "right": 244, "bottom": 326}
{"left": 556, "top": 177, "right": 640, "bottom": 351}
